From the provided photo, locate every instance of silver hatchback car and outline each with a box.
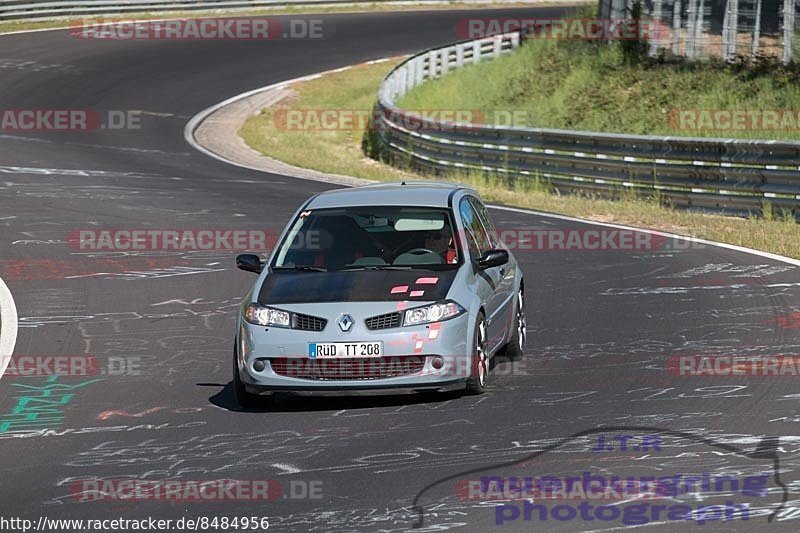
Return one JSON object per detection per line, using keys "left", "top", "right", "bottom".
{"left": 233, "top": 182, "right": 525, "bottom": 407}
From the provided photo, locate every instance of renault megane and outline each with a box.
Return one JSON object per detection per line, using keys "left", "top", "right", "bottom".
{"left": 233, "top": 182, "right": 525, "bottom": 407}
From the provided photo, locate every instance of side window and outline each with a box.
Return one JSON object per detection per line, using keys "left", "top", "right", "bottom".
{"left": 459, "top": 197, "right": 491, "bottom": 257}
{"left": 468, "top": 196, "right": 498, "bottom": 248}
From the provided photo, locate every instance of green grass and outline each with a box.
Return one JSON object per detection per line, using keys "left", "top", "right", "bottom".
{"left": 240, "top": 59, "right": 799, "bottom": 259}
{"left": 241, "top": 60, "right": 415, "bottom": 182}
{"left": 398, "top": 38, "right": 800, "bottom": 140}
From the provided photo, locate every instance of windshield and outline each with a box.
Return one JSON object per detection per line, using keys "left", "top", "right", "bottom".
{"left": 272, "top": 206, "right": 460, "bottom": 271}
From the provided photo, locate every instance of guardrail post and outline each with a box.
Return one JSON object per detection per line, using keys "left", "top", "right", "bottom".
{"left": 686, "top": 0, "right": 706, "bottom": 59}
{"left": 493, "top": 36, "right": 503, "bottom": 57}
{"left": 672, "top": 0, "right": 683, "bottom": 55}
{"left": 782, "top": 0, "right": 796, "bottom": 63}
{"left": 398, "top": 66, "right": 407, "bottom": 97}
{"left": 722, "top": 0, "right": 739, "bottom": 60}
{"left": 686, "top": 0, "right": 697, "bottom": 58}
{"left": 393, "top": 75, "right": 401, "bottom": 100}
{"left": 473, "top": 41, "right": 482, "bottom": 63}
{"left": 456, "top": 45, "right": 465, "bottom": 67}
{"left": 696, "top": 0, "right": 708, "bottom": 57}
{"left": 610, "top": 0, "right": 625, "bottom": 20}
{"left": 752, "top": 0, "right": 762, "bottom": 56}
{"left": 441, "top": 48, "right": 450, "bottom": 75}
{"left": 427, "top": 50, "right": 438, "bottom": 78}
{"left": 649, "top": 0, "right": 664, "bottom": 56}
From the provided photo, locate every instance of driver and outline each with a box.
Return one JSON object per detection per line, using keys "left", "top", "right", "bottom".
{"left": 424, "top": 230, "right": 458, "bottom": 264}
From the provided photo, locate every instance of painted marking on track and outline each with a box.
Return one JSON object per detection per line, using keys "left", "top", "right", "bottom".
{"left": 0, "top": 275, "right": 18, "bottom": 382}
{"left": 97, "top": 407, "right": 166, "bottom": 421}
{"left": 271, "top": 462, "right": 301, "bottom": 474}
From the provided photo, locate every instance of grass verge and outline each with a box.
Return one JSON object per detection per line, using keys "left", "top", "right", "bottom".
{"left": 240, "top": 57, "right": 800, "bottom": 259}
{"left": 398, "top": 37, "right": 800, "bottom": 140}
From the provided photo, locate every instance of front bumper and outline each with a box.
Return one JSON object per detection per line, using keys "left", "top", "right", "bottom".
{"left": 236, "top": 302, "right": 472, "bottom": 392}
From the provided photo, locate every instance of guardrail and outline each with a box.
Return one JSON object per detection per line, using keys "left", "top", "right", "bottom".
{"left": 374, "top": 33, "right": 800, "bottom": 216}
{"left": 0, "top": 0, "right": 502, "bottom": 22}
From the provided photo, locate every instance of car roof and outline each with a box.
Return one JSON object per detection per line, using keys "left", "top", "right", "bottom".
{"left": 305, "top": 182, "right": 478, "bottom": 209}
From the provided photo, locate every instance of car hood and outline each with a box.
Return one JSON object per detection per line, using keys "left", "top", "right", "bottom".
{"left": 257, "top": 269, "right": 458, "bottom": 304}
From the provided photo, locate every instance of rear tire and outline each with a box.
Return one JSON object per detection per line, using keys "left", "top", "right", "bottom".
{"left": 465, "top": 313, "right": 488, "bottom": 395}
{"left": 233, "top": 343, "right": 273, "bottom": 409}
{"left": 501, "top": 285, "right": 526, "bottom": 358}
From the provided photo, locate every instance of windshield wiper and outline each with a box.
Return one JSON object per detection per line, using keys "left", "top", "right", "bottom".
{"left": 340, "top": 265, "right": 413, "bottom": 271}
{"left": 272, "top": 265, "right": 327, "bottom": 272}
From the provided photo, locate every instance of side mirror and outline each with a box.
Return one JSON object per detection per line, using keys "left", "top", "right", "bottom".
{"left": 236, "top": 254, "right": 263, "bottom": 274}
{"left": 477, "top": 249, "right": 509, "bottom": 270}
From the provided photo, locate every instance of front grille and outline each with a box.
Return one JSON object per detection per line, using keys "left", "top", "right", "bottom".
{"left": 365, "top": 311, "right": 401, "bottom": 330}
{"left": 270, "top": 356, "right": 425, "bottom": 380}
{"left": 292, "top": 313, "right": 327, "bottom": 331}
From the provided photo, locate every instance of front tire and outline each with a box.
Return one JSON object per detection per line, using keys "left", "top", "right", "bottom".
{"left": 501, "top": 285, "right": 526, "bottom": 358}
{"left": 233, "top": 344, "right": 272, "bottom": 409}
{"left": 465, "top": 313, "right": 488, "bottom": 395}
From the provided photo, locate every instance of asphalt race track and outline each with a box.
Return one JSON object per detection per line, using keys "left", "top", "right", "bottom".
{"left": 1, "top": 7, "right": 800, "bottom": 532}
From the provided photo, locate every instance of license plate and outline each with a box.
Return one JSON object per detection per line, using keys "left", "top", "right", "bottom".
{"left": 308, "top": 342, "right": 383, "bottom": 358}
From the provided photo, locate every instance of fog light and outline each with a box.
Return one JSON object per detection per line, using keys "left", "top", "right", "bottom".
{"left": 431, "top": 356, "right": 444, "bottom": 370}
{"left": 253, "top": 359, "right": 266, "bottom": 372}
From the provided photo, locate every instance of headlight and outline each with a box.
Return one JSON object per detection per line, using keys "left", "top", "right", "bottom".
{"left": 403, "top": 301, "right": 465, "bottom": 326}
{"left": 244, "top": 303, "right": 291, "bottom": 328}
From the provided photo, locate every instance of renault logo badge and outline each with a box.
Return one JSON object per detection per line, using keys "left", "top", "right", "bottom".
{"left": 337, "top": 314, "right": 353, "bottom": 332}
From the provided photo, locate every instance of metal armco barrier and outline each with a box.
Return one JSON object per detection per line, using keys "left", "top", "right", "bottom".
{"left": 374, "top": 32, "right": 800, "bottom": 215}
